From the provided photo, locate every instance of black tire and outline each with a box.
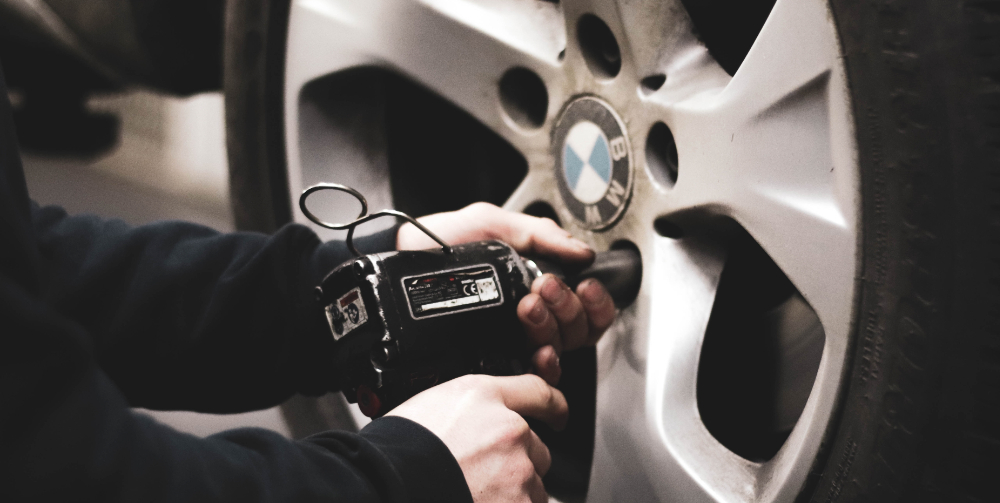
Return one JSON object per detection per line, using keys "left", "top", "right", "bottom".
{"left": 224, "top": 0, "right": 359, "bottom": 436}
{"left": 803, "top": 0, "right": 1000, "bottom": 501}
{"left": 223, "top": 0, "right": 1000, "bottom": 500}
{"left": 224, "top": 0, "right": 293, "bottom": 235}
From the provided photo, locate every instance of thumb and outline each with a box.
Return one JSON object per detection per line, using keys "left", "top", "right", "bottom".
{"left": 496, "top": 212, "right": 594, "bottom": 263}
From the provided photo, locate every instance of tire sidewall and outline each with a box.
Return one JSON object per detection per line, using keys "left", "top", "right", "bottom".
{"left": 806, "top": 0, "right": 997, "bottom": 501}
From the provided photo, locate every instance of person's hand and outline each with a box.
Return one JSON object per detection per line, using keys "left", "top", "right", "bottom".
{"left": 388, "top": 374, "right": 568, "bottom": 503}
{"left": 397, "top": 202, "right": 594, "bottom": 261}
{"left": 397, "top": 203, "right": 618, "bottom": 384}
{"left": 396, "top": 203, "right": 615, "bottom": 385}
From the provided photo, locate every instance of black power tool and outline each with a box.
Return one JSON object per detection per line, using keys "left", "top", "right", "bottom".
{"left": 302, "top": 184, "right": 641, "bottom": 417}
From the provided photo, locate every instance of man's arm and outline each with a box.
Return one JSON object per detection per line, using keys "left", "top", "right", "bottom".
{"left": 30, "top": 203, "right": 391, "bottom": 412}
{"left": 1, "top": 272, "right": 471, "bottom": 503}
{"left": 17, "top": 203, "right": 612, "bottom": 503}
{"left": 1, "top": 60, "right": 595, "bottom": 502}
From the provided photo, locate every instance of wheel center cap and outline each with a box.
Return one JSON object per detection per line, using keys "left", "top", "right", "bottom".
{"left": 552, "top": 97, "right": 633, "bottom": 230}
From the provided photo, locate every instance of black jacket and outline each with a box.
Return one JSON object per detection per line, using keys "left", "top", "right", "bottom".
{"left": 0, "top": 64, "right": 472, "bottom": 503}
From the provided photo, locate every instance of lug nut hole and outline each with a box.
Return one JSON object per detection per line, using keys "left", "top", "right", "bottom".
{"left": 523, "top": 201, "right": 561, "bottom": 227}
{"left": 646, "top": 122, "right": 679, "bottom": 188}
{"left": 499, "top": 67, "right": 549, "bottom": 129}
{"left": 640, "top": 74, "right": 667, "bottom": 94}
{"left": 577, "top": 14, "right": 621, "bottom": 79}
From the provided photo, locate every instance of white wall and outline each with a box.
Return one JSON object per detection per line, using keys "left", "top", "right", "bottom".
{"left": 88, "top": 91, "right": 231, "bottom": 208}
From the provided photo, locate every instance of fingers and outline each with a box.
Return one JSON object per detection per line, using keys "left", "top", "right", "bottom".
{"left": 533, "top": 275, "right": 590, "bottom": 351}
{"left": 524, "top": 429, "right": 550, "bottom": 503}
{"left": 520, "top": 275, "right": 616, "bottom": 353}
{"left": 398, "top": 202, "right": 594, "bottom": 263}
{"left": 518, "top": 293, "right": 561, "bottom": 353}
{"left": 527, "top": 473, "right": 548, "bottom": 503}
{"left": 525, "top": 428, "right": 552, "bottom": 477}
{"left": 495, "top": 211, "right": 593, "bottom": 263}
{"left": 494, "top": 374, "right": 569, "bottom": 431}
{"left": 576, "top": 279, "right": 616, "bottom": 346}
{"left": 530, "top": 345, "right": 561, "bottom": 386}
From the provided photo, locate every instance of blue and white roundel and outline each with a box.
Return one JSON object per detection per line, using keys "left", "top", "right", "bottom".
{"left": 551, "top": 96, "right": 632, "bottom": 229}
{"left": 562, "top": 121, "right": 612, "bottom": 205}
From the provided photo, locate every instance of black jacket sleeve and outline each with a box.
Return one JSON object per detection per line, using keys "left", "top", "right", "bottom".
{"left": 0, "top": 61, "right": 472, "bottom": 502}
{"left": 30, "top": 204, "right": 391, "bottom": 412}
{"left": 2, "top": 215, "right": 474, "bottom": 503}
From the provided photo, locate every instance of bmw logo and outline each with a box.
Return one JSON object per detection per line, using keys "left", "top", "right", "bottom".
{"left": 552, "top": 97, "right": 633, "bottom": 229}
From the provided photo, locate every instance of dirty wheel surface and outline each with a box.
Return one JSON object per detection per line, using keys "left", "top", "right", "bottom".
{"left": 225, "top": 0, "right": 1000, "bottom": 501}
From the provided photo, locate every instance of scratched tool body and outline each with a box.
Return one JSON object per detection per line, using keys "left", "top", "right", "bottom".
{"left": 301, "top": 183, "right": 641, "bottom": 417}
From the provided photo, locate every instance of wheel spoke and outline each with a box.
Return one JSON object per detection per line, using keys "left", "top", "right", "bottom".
{"left": 660, "top": 0, "right": 856, "bottom": 333}
{"left": 731, "top": 191, "right": 856, "bottom": 339}
{"left": 502, "top": 166, "right": 561, "bottom": 215}
{"left": 589, "top": 236, "right": 763, "bottom": 502}
{"left": 285, "top": 0, "right": 568, "bottom": 231}
{"left": 615, "top": 4, "right": 858, "bottom": 497}
{"left": 714, "top": 0, "right": 841, "bottom": 120}
{"left": 286, "top": 0, "right": 565, "bottom": 139}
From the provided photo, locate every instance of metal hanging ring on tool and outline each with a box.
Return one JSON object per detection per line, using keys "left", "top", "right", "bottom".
{"left": 299, "top": 183, "right": 453, "bottom": 256}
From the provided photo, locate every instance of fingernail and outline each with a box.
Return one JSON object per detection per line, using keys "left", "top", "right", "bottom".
{"left": 528, "top": 298, "right": 548, "bottom": 324}
{"left": 580, "top": 280, "right": 608, "bottom": 306}
{"left": 569, "top": 238, "right": 591, "bottom": 251}
{"left": 540, "top": 276, "right": 566, "bottom": 304}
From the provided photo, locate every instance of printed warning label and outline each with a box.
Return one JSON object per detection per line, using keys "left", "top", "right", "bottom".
{"left": 325, "top": 287, "right": 368, "bottom": 340}
{"left": 402, "top": 265, "right": 503, "bottom": 319}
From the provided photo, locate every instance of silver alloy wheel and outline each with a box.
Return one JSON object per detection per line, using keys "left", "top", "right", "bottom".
{"left": 282, "top": 0, "right": 859, "bottom": 501}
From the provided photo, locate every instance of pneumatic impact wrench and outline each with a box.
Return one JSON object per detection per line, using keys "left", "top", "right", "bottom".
{"left": 302, "top": 183, "right": 642, "bottom": 418}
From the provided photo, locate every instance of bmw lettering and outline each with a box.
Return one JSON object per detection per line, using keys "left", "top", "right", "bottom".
{"left": 552, "top": 97, "right": 633, "bottom": 230}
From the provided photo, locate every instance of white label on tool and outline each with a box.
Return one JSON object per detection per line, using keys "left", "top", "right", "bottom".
{"left": 326, "top": 287, "right": 368, "bottom": 340}
{"left": 402, "top": 265, "right": 504, "bottom": 319}
{"left": 476, "top": 277, "right": 499, "bottom": 301}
